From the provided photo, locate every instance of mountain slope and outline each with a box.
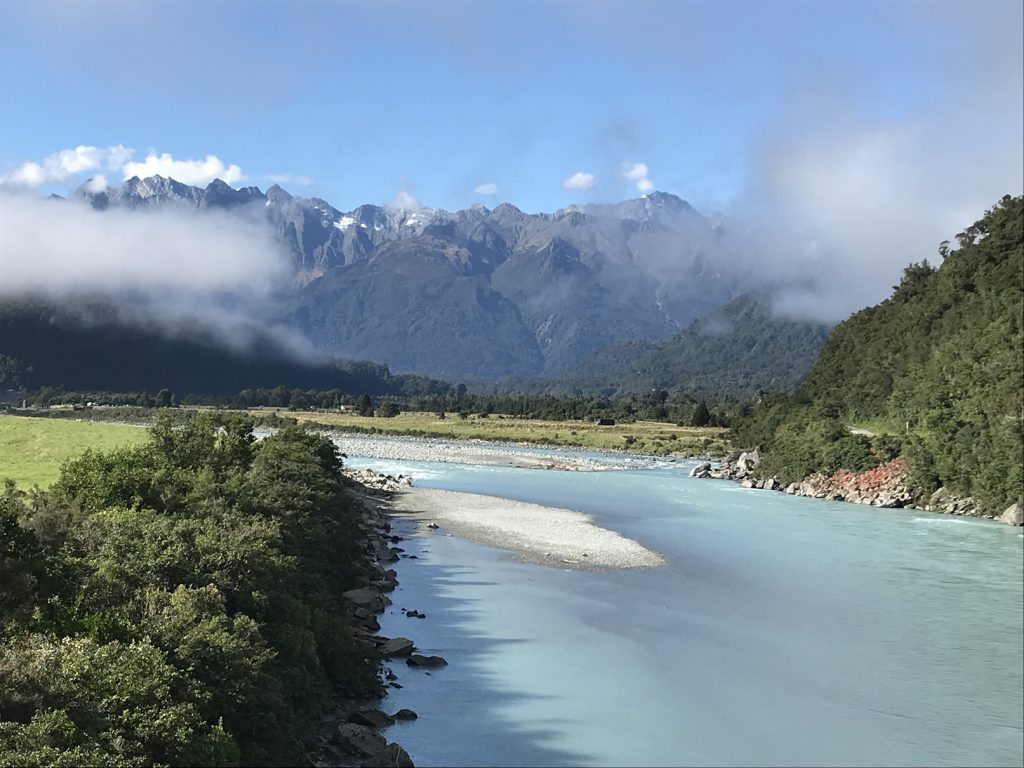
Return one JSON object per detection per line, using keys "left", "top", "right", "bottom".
{"left": 283, "top": 238, "right": 544, "bottom": 378}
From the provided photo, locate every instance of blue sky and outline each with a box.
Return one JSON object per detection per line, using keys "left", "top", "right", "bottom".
{"left": 0, "top": 0, "right": 1020, "bottom": 216}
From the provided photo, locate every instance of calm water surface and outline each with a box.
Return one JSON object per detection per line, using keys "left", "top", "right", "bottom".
{"left": 344, "top": 450, "right": 1024, "bottom": 767}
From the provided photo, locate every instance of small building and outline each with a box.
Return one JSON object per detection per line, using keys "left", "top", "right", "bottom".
{"left": 594, "top": 418, "right": 616, "bottom": 426}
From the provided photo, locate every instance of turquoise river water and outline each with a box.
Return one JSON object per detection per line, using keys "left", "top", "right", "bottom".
{"left": 344, "top": 446, "right": 1023, "bottom": 767}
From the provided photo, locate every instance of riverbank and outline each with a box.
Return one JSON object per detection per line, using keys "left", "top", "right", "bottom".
{"left": 324, "top": 430, "right": 707, "bottom": 472}
{"left": 261, "top": 408, "right": 729, "bottom": 457}
{"left": 691, "top": 453, "right": 1024, "bottom": 526}
{"left": 306, "top": 472, "right": 427, "bottom": 768}
{"left": 324, "top": 432, "right": 618, "bottom": 471}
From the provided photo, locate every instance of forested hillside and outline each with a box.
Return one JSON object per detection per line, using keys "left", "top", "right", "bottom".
{"left": 556, "top": 294, "right": 829, "bottom": 397}
{"left": 734, "top": 195, "right": 1023, "bottom": 513}
{"left": 0, "top": 298, "right": 447, "bottom": 398}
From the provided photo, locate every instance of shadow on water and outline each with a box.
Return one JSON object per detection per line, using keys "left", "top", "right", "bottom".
{"left": 376, "top": 518, "right": 594, "bottom": 768}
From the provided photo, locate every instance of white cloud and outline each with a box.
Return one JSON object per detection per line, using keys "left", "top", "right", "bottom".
{"left": 0, "top": 145, "right": 247, "bottom": 192}
{"left": 388, "top": 188, "right": 420, "bottom": 211}
{"left": 0, "top": 192, "right": 286, "bottom": 296}
{"left": 623, "top": 161, "right": 654, "bottom": 193}
{"left": 562, "top": 171, "right": 595, "bottom": 191}
{"left": 0, "top": 145, "right": 133, "bottom": 188}
{"left": 474, "top": 182, "right": 498, "bottom": 195}
{"left": 121, "top": 152, "right": 244, "bottom": 186}
{"left": 730, "top": 108, "right": 1023, "bottom": 323}
{"left": 82, "top": 175, "right": 109, "bottom": 193}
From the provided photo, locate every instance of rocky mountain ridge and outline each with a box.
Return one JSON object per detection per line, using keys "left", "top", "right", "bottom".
{"left": 69, "top": 176, "right": 809, "bottom": 380}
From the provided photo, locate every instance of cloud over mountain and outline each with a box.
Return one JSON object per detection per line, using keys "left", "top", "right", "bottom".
{"left": 0, "top": 145, "right": 132, "bottom": 188}
{"left": 0, "top": 192, "right": 284, "bottom": 297}
{"left": 623, "top": 162, "right": 653, "bottom": 193}
{"left": 562, "top": 171, "right": 595, "bottom": 191}
{"left": 121, "top": 152, "right": 244, "bottom": 186}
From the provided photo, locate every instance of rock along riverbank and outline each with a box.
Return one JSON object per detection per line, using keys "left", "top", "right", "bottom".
{"left": 305, "top": 470, "right": 439, "bottom": 768}
{"left": 690, "top": 452, "right": 1023, "bottom": 526}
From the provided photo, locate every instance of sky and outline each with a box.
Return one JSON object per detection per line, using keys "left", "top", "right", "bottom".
{"left": 0, "top": 0, "right": 1021, "bottom": 319}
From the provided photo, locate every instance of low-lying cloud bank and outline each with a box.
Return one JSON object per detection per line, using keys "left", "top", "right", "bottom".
{"left": 729, "top": 105, "right": 1023, "bottom": 323}
{"left": 0, "top": 192, "right": 312, "bottom": 359}
{"left": 0, "top": 193, "right": 285, "bottom": 296}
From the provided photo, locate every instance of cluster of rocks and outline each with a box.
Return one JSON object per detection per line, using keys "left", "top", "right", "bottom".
{"left": 314, "top": 704, "right": 415, "bottom": 768}
{"left": 688, "top": 450, "right": 760, "bottom": 482}
{"left": 783, "top": 460, "right": 915, "bottom": 508}
{"left": 923, "top": 486, "right": 988, "bottom": 519}
{"left": 925, "top": 491, "right": 1023, "bottom": 526}
{"left": 306, "top": 469, "right": 447, "bottom": 768}
{"left": 692, "top": 453, "right": 1024, "bottom": 526}
{"left": 344, "top": 468, "right": 414, "bottom": 495}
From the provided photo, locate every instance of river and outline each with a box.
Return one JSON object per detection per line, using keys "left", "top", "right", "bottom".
{"left": 343, "top": 446, "right": 1024, "bottom": 767}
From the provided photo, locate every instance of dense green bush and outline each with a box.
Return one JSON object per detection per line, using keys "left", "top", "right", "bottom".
{"left": 0, "top": 414, "right": 378, "bottom": 766}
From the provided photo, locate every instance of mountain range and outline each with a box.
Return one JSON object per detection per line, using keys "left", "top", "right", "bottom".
{"left": 74, "top": 177, "right": 764, "bottom": 379}
{"left": 0, "top": 175, "right": 832, "bottom": 397}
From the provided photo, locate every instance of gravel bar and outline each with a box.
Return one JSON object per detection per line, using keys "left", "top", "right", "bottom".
{"left": 321, "top": 432, "right": 680, "bottom": 472}
{"left": 391, "top": 487, "right": 665, "bottom": 570}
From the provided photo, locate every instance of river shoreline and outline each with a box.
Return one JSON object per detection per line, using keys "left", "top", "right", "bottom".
{"left": 319, "top": 430, "right": 691, "bottom": 472}
{"left": 690, "top": 453, "right": 1024, "bottom": 526}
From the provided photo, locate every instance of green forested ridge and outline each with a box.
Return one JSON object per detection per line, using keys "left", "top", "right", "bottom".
{"left": 0, "top": 297, "right": 448, "bottom": 398}
{"left": 485, "top": 293, "right": 830, "bottom": 399}
{"left": 734, "top": 195, "right": 1023, "bottom": 513}
{"left": 0, "top": 415, "right": 378, "bottom": 766}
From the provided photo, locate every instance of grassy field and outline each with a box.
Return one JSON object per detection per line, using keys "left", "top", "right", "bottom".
{"left": 0, "top": 414, "right": 148, "bottom": 489}
{"left": 260, "top": 409, "right": 729, "bottom": 456}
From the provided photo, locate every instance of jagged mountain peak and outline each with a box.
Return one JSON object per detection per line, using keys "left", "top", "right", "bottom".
{"left": 641, "top": 190, "right": 691, "bottom": 211}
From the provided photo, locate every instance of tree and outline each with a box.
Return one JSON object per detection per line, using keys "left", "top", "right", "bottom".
{"left": 356, "top": 394, "right": 374, "bottom": 417}
{"left": 691, "top": 400, "right": 711, "bottom": 427}
{"left": 376, "top": 400, "right": 400, "bottom": 418}
{"left": 155, "top": 389, "right": 175, "bottom": 408}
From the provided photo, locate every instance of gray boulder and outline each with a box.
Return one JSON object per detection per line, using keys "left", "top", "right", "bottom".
{"left": 361, "top": 743, "right": 415, "bottom": 767}
{"left": 343, "top": 588, "right": 384, "bottom": 610}
{"left": 689, "top": 462, "right": 712, "bottom": 478}
{"left": 381, "top": 637, "right": 415, "bottom": 657}
{"left": 333, "top": 723, "right": 387, "bottom": 757}
{"left": 374, "top": 542, "right": 400, "bottom": 562}
{"left": 349, "top": 707, "right": 396, "bottom": 729}
{"left": 1000, "top": 502, "right": 1024, "bottom": 526}
{"left": 737, "top": 449, "right": 760, "bottom": 470}
{"left": 392, "top": 708, "right": 418, "bottom": 721}
{"left": 406, "top": 654, "right": 448, "bottom": 668}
